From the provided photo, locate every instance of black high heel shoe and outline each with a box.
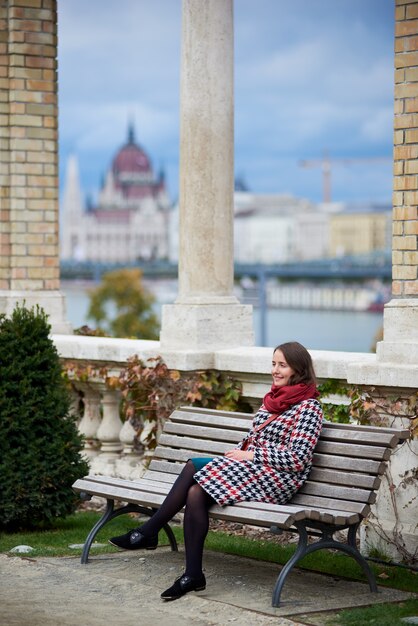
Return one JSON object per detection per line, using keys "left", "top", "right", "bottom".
{"left": 160, "top": 573, "right": 206, "bottom": 601}
{"left": 108, "top": 528, "right": 158, "bottom": 550}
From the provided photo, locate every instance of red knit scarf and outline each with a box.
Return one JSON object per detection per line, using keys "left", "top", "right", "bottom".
{"left": 263, "top": 382, "right": 319, "bottom": 415}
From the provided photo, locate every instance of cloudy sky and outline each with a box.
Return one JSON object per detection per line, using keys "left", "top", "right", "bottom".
{"left": 58, "top": 0, "right": 394, "bottom": 206}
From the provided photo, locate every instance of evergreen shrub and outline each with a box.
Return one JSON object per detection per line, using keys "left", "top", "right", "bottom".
{"left": 0, "top": 305, "right": 89, "bottom": 531}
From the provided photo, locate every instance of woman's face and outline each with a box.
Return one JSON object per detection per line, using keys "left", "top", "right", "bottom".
{"left": 271, "top": 349, "right": 295, "bottom": 387}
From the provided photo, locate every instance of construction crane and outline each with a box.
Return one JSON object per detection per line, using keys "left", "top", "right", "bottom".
{"left": 299, "top": 151, "right": 392, "bottom": 203}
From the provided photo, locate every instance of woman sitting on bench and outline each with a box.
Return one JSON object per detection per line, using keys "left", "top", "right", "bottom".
{"left": 110, "top": 341, "right": 324, "bottom": 601}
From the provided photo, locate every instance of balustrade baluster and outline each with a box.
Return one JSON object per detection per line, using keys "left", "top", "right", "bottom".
{"left": 90, "top": 386, "right": 123, "bottom": 475}
{"left": 77, "top": 384, "right": 102, "bottom": 461}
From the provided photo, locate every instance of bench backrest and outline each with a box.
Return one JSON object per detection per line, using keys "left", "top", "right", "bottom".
{"left": 147, "top": 406, "right": 409, "bottom": 522}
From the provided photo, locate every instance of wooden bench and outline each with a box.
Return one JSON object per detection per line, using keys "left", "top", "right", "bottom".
{"left": 73, "top": 406, "right": 409, "bottom": 607}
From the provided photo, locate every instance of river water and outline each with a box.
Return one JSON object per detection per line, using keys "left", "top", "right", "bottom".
{"left": 62, "top": 280, "right": 383, "bottom": 353}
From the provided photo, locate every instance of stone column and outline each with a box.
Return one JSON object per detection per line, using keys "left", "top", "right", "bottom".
{"left": 377, "top": 0, "right": 418, "bottom": 365}
{"left": 0, "top": 0, "right": 71, "bottom": 333}
{"left": 160, "top": 0, "right": 254, "bottom": 364}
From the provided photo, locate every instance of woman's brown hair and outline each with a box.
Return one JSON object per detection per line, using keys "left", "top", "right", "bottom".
{"left": 274, "top": 341, "right": 317, "bottom": 386}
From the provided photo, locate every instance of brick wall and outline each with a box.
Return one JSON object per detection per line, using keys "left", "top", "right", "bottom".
{"left": 394, "top": 0, "right": 418, "bottom": 296}
{"left": 0, "top": 0, "right": 59, "bottom": 292}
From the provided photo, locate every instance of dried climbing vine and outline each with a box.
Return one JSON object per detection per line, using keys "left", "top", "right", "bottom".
{"left": 319, "top": 379, "right": 417, "bottom": 564}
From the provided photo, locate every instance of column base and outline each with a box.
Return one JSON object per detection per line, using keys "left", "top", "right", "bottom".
{"left": 114, "top": 456, "right": 147, "bottom": 481}
{"left": 89, "top": 454, "right": 120, "bottom": 476}
{"left": 346, "top": 297, "right": 418, "bottom": 387}
{"left": 360, "top": 519, "right": 418, "bottom": 564}
{"left": 160, "top": 302, "right": 254, "bottom": 356}
{"left": 0, "top": 290, "right": 72, "bottom": 334}
{"left": 376, "top": 298, "right": 418, "bottom": 364}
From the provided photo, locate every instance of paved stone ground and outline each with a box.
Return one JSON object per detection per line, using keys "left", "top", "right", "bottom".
{"left": 0, "top": 549, "right": 415, "bottom": 626}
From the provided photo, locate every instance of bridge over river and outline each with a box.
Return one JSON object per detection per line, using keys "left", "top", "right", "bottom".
{"left": 60, "top": 256, "right": 391, "bottom": 282}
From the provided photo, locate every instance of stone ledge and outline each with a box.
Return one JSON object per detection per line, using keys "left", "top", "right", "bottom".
{"left": 347, "top": 361, "right": 418, "bottom": 388}
{"left": 215, "top": 346, "right": 375, "bottom": 381}
{"left": 53, "top": 334, "right": 160, "bottom": 364}
{"left": 52, "top": 335, "right": 418, "bottom": 389}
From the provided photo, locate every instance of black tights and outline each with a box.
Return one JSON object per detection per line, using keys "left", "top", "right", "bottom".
{"left": 139, "top": 460, "right": 214, "bottom": 578}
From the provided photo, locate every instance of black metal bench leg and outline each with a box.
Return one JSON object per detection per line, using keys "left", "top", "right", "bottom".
{"left": 81, "top": 499, "right": 115, "bottom": 564}
{"left": 347, "top": 524, "right": 378, "bottom": 593}
{"left": 80, "top": 501, "right": 178, "bottom": 564}
{"left": 298, "top": 529, "right": 378, "bottom": 595}
{"left": 271, "top": 521, "right": 378, "bottom": 607}
{"left": 271, "top": 522, "right": 309, "bottom": 607}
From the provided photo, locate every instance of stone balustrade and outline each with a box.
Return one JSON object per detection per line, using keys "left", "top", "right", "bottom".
{"left": 55, "top": 334, "right": 418, "bottom": 564}
{"left": 71, "top": 376, "right": 149, "bottom": 481}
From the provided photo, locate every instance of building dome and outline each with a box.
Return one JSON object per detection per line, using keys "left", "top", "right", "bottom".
{"left": 113, "top": 143, "right": 151, "bottom": 174}
{"left": 112, "top": 123, "right": 152, "bottom": 179}
{"left": 102, "top": 122, "right": 166, "bottom": 201}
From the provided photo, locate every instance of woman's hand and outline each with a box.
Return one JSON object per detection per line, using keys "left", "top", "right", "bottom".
{"left": 225, "top": 449, "right": 254, "bottom": 461}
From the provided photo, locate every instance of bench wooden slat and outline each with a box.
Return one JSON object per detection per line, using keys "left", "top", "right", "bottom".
{"left": 290, "top": 492, "right": 370, "bottom": 516}
{"left": 163, "top": 422, "right": 246, "bottom": 443}
{"left": 148, "top": 459, "right": 185, "bottom": 476}
{"left": 153, "top": 447, "right": 211, "bottom": 463}
{"left": 214, "top": 501, "right": 308, "bottom": 523}
{"left": 298, "top": 481, "right": 376, "bottom": 504}
{"left": 303, "top": 507, "right": 361, "bottom": 526}
{"left": 308, "top": 467, "right": 381, "bottom": 490}
{"left": 178, "top": 406, "right": 254, "bottom": 419}
{"left": 143, "top": 470, "right": 174, "bottom": 482}
{"left": 208, "top": 505, "right": 295, "bottom": 529}
{"left": 73, "top": 479, "right": 169, "bottom": 508}
{"left": 145, "top": 467, "right": 182, "bottom": 481}
{"left": 312, "top": 453, "right": 386, "bottom": 475}
{"left": 323, "top": 420, "right": 410, "bottom": 438}
{"left": 171, "top": 408, "right": 252, "bottom": 423}
{"left": 315, "top": 440, "right": 391, "bottom": 460}
{"left": 159, "top": 432, "right": 231, "bottom": 456}
{"left": 74, "top": 476, "right": 172, "bottom": 497}
{"left": 169, "top": 413, "right": 252, "bottom": 431}
{"left": 320, "top": 426, "right": 399, "bottom": 448}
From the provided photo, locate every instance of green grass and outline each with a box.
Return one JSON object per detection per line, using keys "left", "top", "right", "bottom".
{"left": 0, "top": 511, "right": 141, "bottom": 558}
{"left": 0, "top": 511, "right": 417, "bottom": 597}
{"left": 325, "top": 599, "right": 418, "bottom": 626}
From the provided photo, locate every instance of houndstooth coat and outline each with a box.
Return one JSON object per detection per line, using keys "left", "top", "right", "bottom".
{"left": 193, "top": 398, "right": 323, "bottom": 506}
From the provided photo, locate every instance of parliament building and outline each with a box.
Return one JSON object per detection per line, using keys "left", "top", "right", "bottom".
{"left": 60, "top": 125, "right": 171, "bottom": 263}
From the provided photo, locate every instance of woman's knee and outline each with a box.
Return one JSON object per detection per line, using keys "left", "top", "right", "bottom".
{"left": 186, "top": 483, "right": 205, "bottom": 504}
{"left": 186, "top": 484, "right": 213, "bottom": 508}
